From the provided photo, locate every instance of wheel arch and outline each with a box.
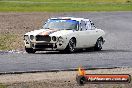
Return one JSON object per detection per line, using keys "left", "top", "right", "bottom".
{"left": 71, "top": 37, "right": 77, "bottom": 45}
{"left": 98, "top": 36, "right": 103, "bottom": 40}
{"left": 64, "top": 37, "right": 77, "bottom": 53}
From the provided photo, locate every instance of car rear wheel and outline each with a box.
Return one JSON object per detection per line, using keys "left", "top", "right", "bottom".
{"left": 25, "top": 48, "right": 36, "bottom": 53}
{"left": 94, "top": 37, "right": 103, "bottom": 51}
{"left": 65, "top": 38, "right": 76, "bottom": 53}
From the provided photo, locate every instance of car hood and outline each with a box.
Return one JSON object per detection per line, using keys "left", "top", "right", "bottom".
{"left": 25, "top": 29, "right": 74, "bottom": 37}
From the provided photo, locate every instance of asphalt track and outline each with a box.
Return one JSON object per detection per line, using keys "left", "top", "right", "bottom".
{"left": 0, "top": 12, "right": 132, "bottom": 73}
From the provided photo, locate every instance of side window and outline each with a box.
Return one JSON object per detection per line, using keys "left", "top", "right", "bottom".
{"left": 86, "top": 21, "right": 91, "bottom": 30}
{"left": 80, "top": 20, "right": 86, "bottom": 31}
{"left": 90, "top": 21, "right": 96, "bottom": 30}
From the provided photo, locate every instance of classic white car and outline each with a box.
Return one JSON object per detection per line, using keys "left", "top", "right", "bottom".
{"left": 24, "top": 17, "right": 105, "bottom": 53}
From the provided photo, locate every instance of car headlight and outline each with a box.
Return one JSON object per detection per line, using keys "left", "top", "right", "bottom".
{"left": 52, "top": 36, "right": 57, "bottom": 41}
{"left": 24, "top": 35, "right": 30, "bottom": 44}
{"left": 24, "top": 35, "right": 29, "bottom": 40}
{"left": 30, "top": 35, "right": 34, "bottom": 40}
{"left": 58, "top": 36, "right": 63, "bottom": 42}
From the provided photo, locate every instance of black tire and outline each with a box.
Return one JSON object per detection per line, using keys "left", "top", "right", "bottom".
{"left": 25, "top": 48, "right": 36, "bottom": 54}
{"left": 94, "top": 37, "right": 103, "bottom": 51}
{"left": 65, "top": 38, "right": 76, "bottom": 53}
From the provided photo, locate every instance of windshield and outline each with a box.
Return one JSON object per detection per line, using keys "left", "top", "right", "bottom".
{"left": 43, "top": 19, "right": 79, "bottom": 30}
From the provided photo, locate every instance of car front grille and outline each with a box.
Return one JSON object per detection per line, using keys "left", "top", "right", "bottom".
{"left": 36, "top": 35, "right": 51, "bottom": 42}
{"left": 35, "top": 44, "right": 53, "bottom": 48}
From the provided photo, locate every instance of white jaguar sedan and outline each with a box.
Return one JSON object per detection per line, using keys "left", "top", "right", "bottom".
{"left": 24, "top": 17, "right": 105, "bottom": 53}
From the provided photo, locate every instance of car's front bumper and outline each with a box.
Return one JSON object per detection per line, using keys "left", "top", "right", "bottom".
{"left": 24, "top": 41, "right": 67, "bottom": 51}
{"left": 32, "top": 42, "right": 57, "bottom": 50}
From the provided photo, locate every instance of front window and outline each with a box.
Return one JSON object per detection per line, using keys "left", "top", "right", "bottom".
{"left": 43, "top": 19, "right": 79, "bottom": 30}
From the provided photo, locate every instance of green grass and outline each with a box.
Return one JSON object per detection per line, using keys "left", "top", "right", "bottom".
{"left": 0, "top": 0, "right": 132, "bottom": 12}
{"left": 0, "top": 84, "right": 6, "bottom": 88}
{"left": 0, "top": 0, "right": 131, "bottom": 3}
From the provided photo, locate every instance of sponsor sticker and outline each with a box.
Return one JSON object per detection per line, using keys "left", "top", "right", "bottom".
{"left": 76, "top": 67, "right": 131, "bottom": 85}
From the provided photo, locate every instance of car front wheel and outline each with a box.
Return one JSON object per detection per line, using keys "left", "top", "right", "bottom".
{"left": 94, "top": 37, "right": 103, "bottom": 51}
{"left": 25, "top": 48, "right": 36, "bottom": 53}
{"left": 65, "top": 38, "right": 76, "bottom": 53}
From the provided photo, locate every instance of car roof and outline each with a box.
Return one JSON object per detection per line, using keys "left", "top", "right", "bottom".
{"left": 50, "top": 17, "right": 90, "bottom": 22}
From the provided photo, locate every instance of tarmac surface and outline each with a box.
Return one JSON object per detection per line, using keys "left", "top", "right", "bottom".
{"left": 0, "top": 12, "right": 132, "bottom": 73}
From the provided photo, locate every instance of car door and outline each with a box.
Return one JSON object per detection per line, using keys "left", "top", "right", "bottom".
{"left": 75, "top": 20, "right": 90, "bottom": 48}
{"left": 85, "top": 21, "right": 99, "bottom": 47}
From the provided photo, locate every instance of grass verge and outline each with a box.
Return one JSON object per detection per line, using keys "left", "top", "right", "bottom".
{"left": 0, "top": 33, "right": 23, "bottom": 50}
{"left": 0, "top": 0, "right": 132, "bottom": 3}
{"left": 0, "top": 84, "right": 6, "bottom": 88}
{"left": 0, "top": 0, "right": 132, "bottom": 12}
